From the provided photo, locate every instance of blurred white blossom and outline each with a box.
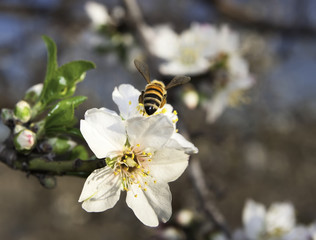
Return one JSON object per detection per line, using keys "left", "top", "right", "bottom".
{"left": 84, "top": 1, "right": 114, "bottom": 27}
{"left": 242, "top": 199, "right": 296, "bottom": 240}
{"left": 143, "top": 23, "right": 217, "bottom": 75}
{"left": 203, "top": 54, "right": 254, "bottom": 123}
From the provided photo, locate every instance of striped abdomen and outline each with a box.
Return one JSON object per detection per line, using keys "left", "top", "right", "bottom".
{"left": 143, "top": 81, "right": 166, "bottom": 115}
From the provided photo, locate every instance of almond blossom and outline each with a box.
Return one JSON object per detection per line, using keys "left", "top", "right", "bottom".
{"left": 203, "top": 54, "right": 254, "bottom": 123}
{"left": 79, "top": 84, "right": 198, "bottom": 227}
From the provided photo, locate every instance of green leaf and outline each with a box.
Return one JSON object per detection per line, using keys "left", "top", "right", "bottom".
{"left": 40, "top": 36, "right": 58, "bottom": 101}
{"left": 70, "top": 145, "right": 89, "bottom": 160}
{"left": 40, "top": 60, "right": 95, "bottom": 105}
{"left": 44, "top": 96, "right": 87, "bottom": 133}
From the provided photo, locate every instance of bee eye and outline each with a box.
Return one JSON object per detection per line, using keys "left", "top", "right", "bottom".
{"left": 145, "top": 106, "right": 156, "bottom": 115}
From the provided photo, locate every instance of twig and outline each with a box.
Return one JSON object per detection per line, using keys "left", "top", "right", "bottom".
{"left": 189, "top": 157, "right": 231, "bottom": 239}
{"left": 0, "top": 143, "right": 105, "bottom": 178}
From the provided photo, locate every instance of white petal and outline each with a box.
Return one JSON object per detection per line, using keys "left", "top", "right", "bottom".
{"left": 166, "top": 133, "right": 198, "bottom": 154}
{"left": 112, "top": 84, "right": 141, "bottom": 119}
{"left": 126, "top": 181, "right": 172, "bottom": 227}
{"left": 203, "top": 90, "right": 229, "bottom": 123}
{"left": 126, "top": 114, "right": 174, "bottom": 151}
{"left": 242, "top": 199, "right": 266, "bottom": 239}
{"left": 142, "top": 24, "right": 179, "bottom": 60}
{"left": 79, "top": 166, "right": 122, "bottom": 212}
{"left": 266, "top": 202, "right": 296, "bottom": 235}
{"left": 80, "top": 108, "right": 126, "bottom": 158}
{"left": 149, "top": 148, "right": 189, "bottom": 183}
{"left": 159, "top": 58, "right": 210, "bottom": 76}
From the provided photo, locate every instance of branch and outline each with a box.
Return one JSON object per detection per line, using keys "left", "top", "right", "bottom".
{"left": 189, "top": 157, "right": 231, "bottom": 239}
{"left": 0, "top": 143, "right": 105, "bottom": 178}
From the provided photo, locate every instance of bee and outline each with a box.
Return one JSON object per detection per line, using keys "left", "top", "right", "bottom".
{"left": 134, "top": 59, "right": 191, "bottom": 115}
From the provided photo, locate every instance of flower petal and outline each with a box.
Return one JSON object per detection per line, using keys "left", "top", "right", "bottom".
{"left": 159, "top": 58, "right": 210, "bottom": 76}
{"left": 242, "top": 199, "right": 266, "bottom": 239}
{"left": 80, "top": 108, "right": 126, "bottom": 158}
{"left": 126, "top": 114, "right": 174, "bottom": 151}
{"left": 79, "top": 166, "right": 122, "bottom": 212}
{"left": 203, "top": 90, "right": 229, "bottom": 123}
{"left": 166, "top": 133, "right": 198, "bottom": 154}
{"left": 112, "top": 84, "right": 141, "bottom": 119}
{"left": 149, "top": 148, "right": 189, "bottom": 183}
{"left": 126, "top": 181, "right": 172, "bottom": 227}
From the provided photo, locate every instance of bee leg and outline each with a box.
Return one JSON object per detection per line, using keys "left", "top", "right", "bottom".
{"left": 138, "top": 91, "right": 144, "bottom": 104}
{"left": 138, "top": 91, "right": 145, "bottom": 115}
{"left": 160, "top": 95, "right": 167, "bottom": 108}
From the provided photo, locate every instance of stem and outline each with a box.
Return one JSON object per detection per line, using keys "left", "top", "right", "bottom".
{"left": 189, "top": 157, "right": 231, "bottom": 239}
{"left": 0, "top": 143, "right": 105, "bottom": 178}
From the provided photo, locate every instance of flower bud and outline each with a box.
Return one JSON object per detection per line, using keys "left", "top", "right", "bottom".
{"left": 182, "top": 88, "right": 199, "bottom": 110}
{"left": 1, "top": 108, "right": 14, "bottom": 125}
{"left": 14, "top": 129, "right": 36, "bottom": 152}
{"left": 24, "top": 83, "right": 43, "bottom": 103}
{"left": 40, "top": 137, "right": 77, "bottom": 155}
{"left": 176, "top": 209, "right": 195, "bottom": 227}
{"left": 14, "top": 100, "right": 31, "bottom": 123}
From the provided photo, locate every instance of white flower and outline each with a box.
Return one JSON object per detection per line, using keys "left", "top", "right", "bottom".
{"left": 84, "top": 1, "right": 114, "bottom": 26}
{"left": 203, "top": 54, "right": 254, "bottom": 123}
{"left": 266, "top": 202, "right": 296, "bottom": 236}
{"left": 242, "top": 199, "right": 266, "bottom": 239}
{"left": 112, "top": 84, "right": 198, "bottom": 154}
{"left": 79, "top": 108, "right": 192, "bottom": 227}
{"left": 242, "top": 199, "right": 296, "bottom": 239}
{"left": 142, "top": 23, "right": 216, "bottom": 75}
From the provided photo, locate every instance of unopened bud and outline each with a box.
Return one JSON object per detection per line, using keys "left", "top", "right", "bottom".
{"left": 1, "top": 108, "right": 14, "bottom": 125}
{"left": 176, "top": 209, "right": 195, "bottom": 227}
{"left": 14, "top": 100, "right": 31, "bottom": 123}
{"left": 38, "top": 175, "right": 57, "bottom": 189}
{"left": 182, "top": 88, "right": 199, "bottom": 110}
{"left": 160, "top": 227, "right": 185, "bottom": 240}
{"left": 24, "top": 83, "right": 43, "bottom": 103}
{"left": 14, "top": 129, "right": 36, "bottom": 152}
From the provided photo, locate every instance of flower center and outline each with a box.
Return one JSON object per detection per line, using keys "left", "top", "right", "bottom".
{"left": 107, "top": 145, "right": 155, "bottom": 193}
{"left": 179, "top": 46, "right": 198, "bottom": 66}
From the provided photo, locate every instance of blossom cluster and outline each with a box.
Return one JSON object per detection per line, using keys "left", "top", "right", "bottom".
{"left": 213, "top": 199, "right": 316, "bottom": 240}
{"left": 143, "top": 23, "right": 254, "bottom": 123}
{"left": 79, "top": 84, "right": 198, "bottom": 227}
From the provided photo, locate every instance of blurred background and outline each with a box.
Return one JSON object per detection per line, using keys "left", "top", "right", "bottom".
{"left": 0, "top": 0, "right": 316, "bottom": 239}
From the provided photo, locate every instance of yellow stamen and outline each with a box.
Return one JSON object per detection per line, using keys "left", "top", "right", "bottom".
{"left": 134, "top": 194, "right": 137, "bottom": 198}
{"left": 143, "top": 188, "right": 147, "bottom": 192}
{"left": 154, "top": 180, "right": 157, "bottom": 184}
{"left": 129, "top": 101, "right": 132, "bottom": 105}
{"left": 136, "top": 144, "right": 140, "bottom": 147}
{"left": 161, "top": 108, "right": 167, "bottom": 114}
{"left": 173, "top": 110, "right": 177, "bottom": 115}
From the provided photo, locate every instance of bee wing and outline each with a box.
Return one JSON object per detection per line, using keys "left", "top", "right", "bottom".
{"left": 165, "top": 76, "right": 191, "bottom": 90}
{"left": 134, "top": 59, "right": 151, "bottom": 84}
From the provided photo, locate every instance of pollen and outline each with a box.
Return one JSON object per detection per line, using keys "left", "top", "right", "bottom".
{"left": 124, "top": 187, "right": 129, "bottom": 191}
{"left": 154, "top": 180, "right": 157, "bottom": 184}
{"left": 148, "top": 159, "right": 152, "bottom": 162}
{"left": 136, "top": 144, "right": 140, "bottom": 147}
{"left": 173, "top": 110, "right": 178, "bottom": 115}
{"left": 172, "top": 119, "right": 178, "bottom": 123}
{"left": 161, "top": 108, "right": 167, "bottom": 114}
{"left": 176, "top": 129, "right": 179, "bottom": 133}
{"left": 143, "top": 188, "right": 147, "bottom": 192}
{"left": 145, "top": 182, "right": 148, "bottom": 185}
{"left": 134, "top": 194, "right": 137, "bottom": 198}
{"left": 129, "top": 101, "right": 132, "bottom": 105}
